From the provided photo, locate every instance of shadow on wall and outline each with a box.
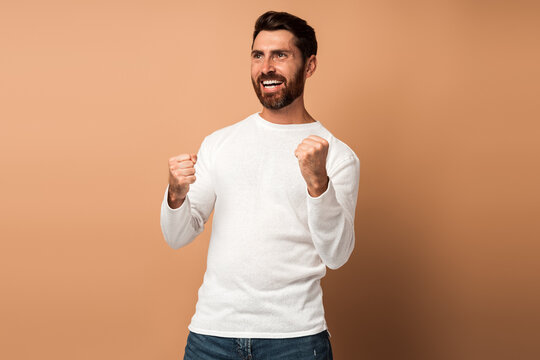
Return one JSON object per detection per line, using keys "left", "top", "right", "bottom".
{"left": 323, "top": 215, "right": 459, "bottom": 360}
{"left": 320, "top": 102, "right": 462, "bottom": 360}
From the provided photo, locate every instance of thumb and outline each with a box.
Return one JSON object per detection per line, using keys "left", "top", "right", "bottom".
{"left": 191, "top": 154, "right": 198, "bottom": 164}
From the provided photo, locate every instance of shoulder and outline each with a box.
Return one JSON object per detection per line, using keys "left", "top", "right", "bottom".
{"left": 316, "top": 123, "right": 359, "bottom": 170}
{"left": 200, "top": 113, "right": 257, "bottom": 151}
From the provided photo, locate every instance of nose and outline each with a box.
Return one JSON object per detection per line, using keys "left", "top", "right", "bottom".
{"left": 261, "top": 56, "right": 275, "bottom": 74}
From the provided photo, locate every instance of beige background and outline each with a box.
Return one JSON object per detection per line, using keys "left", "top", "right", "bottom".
{"left": 1, "top": 0, "right": 538, "bottom": 359}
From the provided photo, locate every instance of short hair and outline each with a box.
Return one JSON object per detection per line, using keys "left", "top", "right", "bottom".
{"left": 252, "top": 11, "right": 317, "bottom": 61}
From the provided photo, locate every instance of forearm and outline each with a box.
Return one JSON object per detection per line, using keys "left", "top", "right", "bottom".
{"left": 160, "top": 186, "right": 203, "bottom": 249}
{"left": 307, "top": 180, "right": 355, "bottom": 269}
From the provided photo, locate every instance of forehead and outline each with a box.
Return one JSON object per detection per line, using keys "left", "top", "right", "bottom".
{"left": 252, "top": 30, "right": 299, "bottom": 53}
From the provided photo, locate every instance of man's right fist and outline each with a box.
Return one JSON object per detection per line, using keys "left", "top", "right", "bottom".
{"left": 167, "top": 153, "right": 197, "bottom": 209}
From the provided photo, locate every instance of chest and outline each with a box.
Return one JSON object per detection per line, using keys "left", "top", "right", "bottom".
{"left": 212, "top": 132, "right": 310, "bottom": 208}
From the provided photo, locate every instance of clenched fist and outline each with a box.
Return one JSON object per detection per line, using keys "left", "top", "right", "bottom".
{"left": 294, "top": 135, "right": 329, "bottom": 197}
{"left": 167, "top": 153, "right": 197, "bottom": 209}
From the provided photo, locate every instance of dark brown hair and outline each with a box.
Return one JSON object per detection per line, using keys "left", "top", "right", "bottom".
{"left": 252, "top": 11, "right": 317, "bottom": 61}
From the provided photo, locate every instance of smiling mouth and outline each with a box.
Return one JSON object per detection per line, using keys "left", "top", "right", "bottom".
{"left": 261, "top": 79, "right": 284, "bottom": 88}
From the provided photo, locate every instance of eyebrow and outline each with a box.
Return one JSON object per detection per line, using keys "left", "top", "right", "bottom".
{"left": 251, "top": 49, "right": 292, "bottom": 56}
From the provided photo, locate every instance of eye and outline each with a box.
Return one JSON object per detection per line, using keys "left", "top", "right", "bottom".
{"left": 252, "top": 52, "right": 263, "bottom": 59}
{"left": 277, "top": 52, "right": 286, "bottom": 58}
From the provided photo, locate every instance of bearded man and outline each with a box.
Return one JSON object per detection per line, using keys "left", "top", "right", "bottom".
{"left": 161, "top": 10, "right": 360, "bottom": 360}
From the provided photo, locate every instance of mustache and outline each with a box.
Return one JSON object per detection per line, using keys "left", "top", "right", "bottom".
{"left": 258, "top": 74, "right": 287, "bottom": 83}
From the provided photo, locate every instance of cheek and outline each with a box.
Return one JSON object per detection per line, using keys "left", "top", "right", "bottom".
{"left": 251, "top": 62, "right": 260, "bottom": 74}
{"left": 278, "top": 65, "right": 295, "bottom": 78}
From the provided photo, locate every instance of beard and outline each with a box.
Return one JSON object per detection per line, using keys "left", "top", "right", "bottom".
{"left": 251, "top": 64, "right": 305, "bottom": 110}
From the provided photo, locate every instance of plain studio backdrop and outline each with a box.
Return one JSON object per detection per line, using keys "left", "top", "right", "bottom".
{"left": 0, "top": 1, "right": 538, "bottom": 359}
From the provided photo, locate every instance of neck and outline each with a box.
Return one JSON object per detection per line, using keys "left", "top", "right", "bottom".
{"left": 259, "top": 96, "right": 315, "bottom": 125}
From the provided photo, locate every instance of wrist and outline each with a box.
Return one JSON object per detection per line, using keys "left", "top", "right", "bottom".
{"left": 307, "top": 176, "right": 329, "bottom": 197}
{"left": 167, "top": 189, "right": 186, "bottom": 209}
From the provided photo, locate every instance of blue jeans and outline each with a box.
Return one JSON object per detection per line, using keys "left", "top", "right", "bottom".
{"left": 183, "top": 330, "right": 333, "bottom": 360}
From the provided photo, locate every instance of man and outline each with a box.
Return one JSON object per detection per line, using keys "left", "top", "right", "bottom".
{"left": 161, "top": 11, "right": 360, "bottom": 360}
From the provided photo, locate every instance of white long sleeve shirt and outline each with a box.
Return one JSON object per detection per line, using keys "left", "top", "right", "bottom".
{"left": 160, "top": 112, "right": 360, "bottom": 338}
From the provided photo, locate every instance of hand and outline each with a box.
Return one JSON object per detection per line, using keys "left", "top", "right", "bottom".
{"left": 294, "top": 135, "right": 329, "bottom": 197}
{"left": 167, "top": 153, "right": 197, "bottom": 208}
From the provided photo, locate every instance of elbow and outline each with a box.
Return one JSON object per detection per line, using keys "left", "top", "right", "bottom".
{"left": 162, "top": 228, "right": 184, "bottom": 250}
{"left": 322, "top": 224, "right": 356, "bottom": 270}
{"left": 160, "top": 216, "right": 202, "bottom": 250}
{"left": 163, "top": 233, "right": 185, "bottom": 250}
{"left": 326, "top": 261, "right": 343, "bottom": 270}
{"left": 325, "top": 246, "right": 353, "bottom": 269}
{"left": 163, "top": 228, "right": 197, "bottom": 250}
{"left": 162, "top": 228, "right": 196, "bottom": 250}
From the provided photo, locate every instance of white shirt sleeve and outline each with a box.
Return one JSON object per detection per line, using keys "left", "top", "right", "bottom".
{"left": 306, "top": 155, "right": 360, "bottom": 269}
{"left": 160, "top": 137, "right": 216, "bottom": 249}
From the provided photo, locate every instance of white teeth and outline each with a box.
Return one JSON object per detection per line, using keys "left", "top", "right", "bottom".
{"left": 262, "top": 80, "right": 283, "bottom": 85}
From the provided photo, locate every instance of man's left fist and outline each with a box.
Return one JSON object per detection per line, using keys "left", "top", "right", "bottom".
{"left": 294, "top": 135, "right": 329, "bottom": 197}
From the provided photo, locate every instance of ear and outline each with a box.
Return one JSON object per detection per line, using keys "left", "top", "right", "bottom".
{"left": 305, "top": 55, "right": 317, "bottom": 79}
